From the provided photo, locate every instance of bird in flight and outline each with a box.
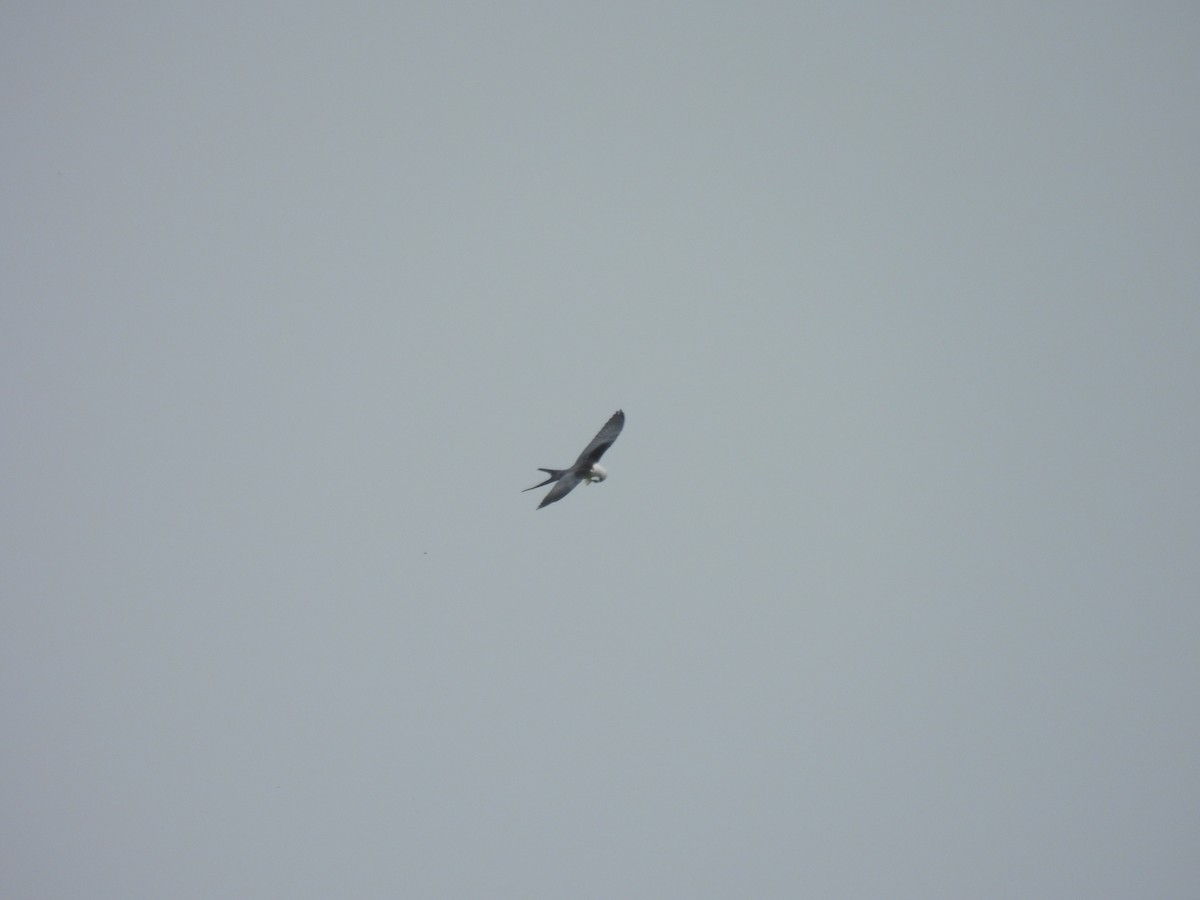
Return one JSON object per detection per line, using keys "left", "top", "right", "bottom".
{"left": 523, "top": 409, "right": 625, "bottom": 509}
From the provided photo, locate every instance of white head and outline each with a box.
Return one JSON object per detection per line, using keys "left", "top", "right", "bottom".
{"left": 586, "top": 464, "right": 608, "bottom": 484}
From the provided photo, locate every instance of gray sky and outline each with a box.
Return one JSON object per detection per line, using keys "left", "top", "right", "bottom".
{"left": 4, "top": 4, "right": 1199, "bottom": 898}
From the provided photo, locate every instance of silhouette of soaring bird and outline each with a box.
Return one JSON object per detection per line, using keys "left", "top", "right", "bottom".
{"left": 523, "top": 410, "right": 625, "bottom": 509}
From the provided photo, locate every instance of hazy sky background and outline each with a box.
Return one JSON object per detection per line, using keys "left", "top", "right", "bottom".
{"left": 4, "top": 4, "right": 1199, "bottom": 898}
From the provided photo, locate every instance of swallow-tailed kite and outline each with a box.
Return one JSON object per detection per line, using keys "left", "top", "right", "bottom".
{"left": 523, "top": 410, "right": 625, "bottom": 509}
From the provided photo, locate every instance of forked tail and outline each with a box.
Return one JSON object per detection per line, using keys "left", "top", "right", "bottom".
{"left": 522, "top": 468, "right": 566, "bottom": 492}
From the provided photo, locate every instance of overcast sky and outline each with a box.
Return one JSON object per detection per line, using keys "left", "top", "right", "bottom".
{"left": 4, "top": 4, "right": 1199, "bottom": 898}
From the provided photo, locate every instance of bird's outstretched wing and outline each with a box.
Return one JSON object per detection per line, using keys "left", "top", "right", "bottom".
{"left": 572, "top": 409, "right": 625, "bottom": 468}
{"left": 537, "top": 472, "right": 584, "bottom": 509}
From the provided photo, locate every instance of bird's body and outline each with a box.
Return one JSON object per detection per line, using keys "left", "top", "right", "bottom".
{"left": 524, "top": 410, "right": 625, "bottom": 509}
